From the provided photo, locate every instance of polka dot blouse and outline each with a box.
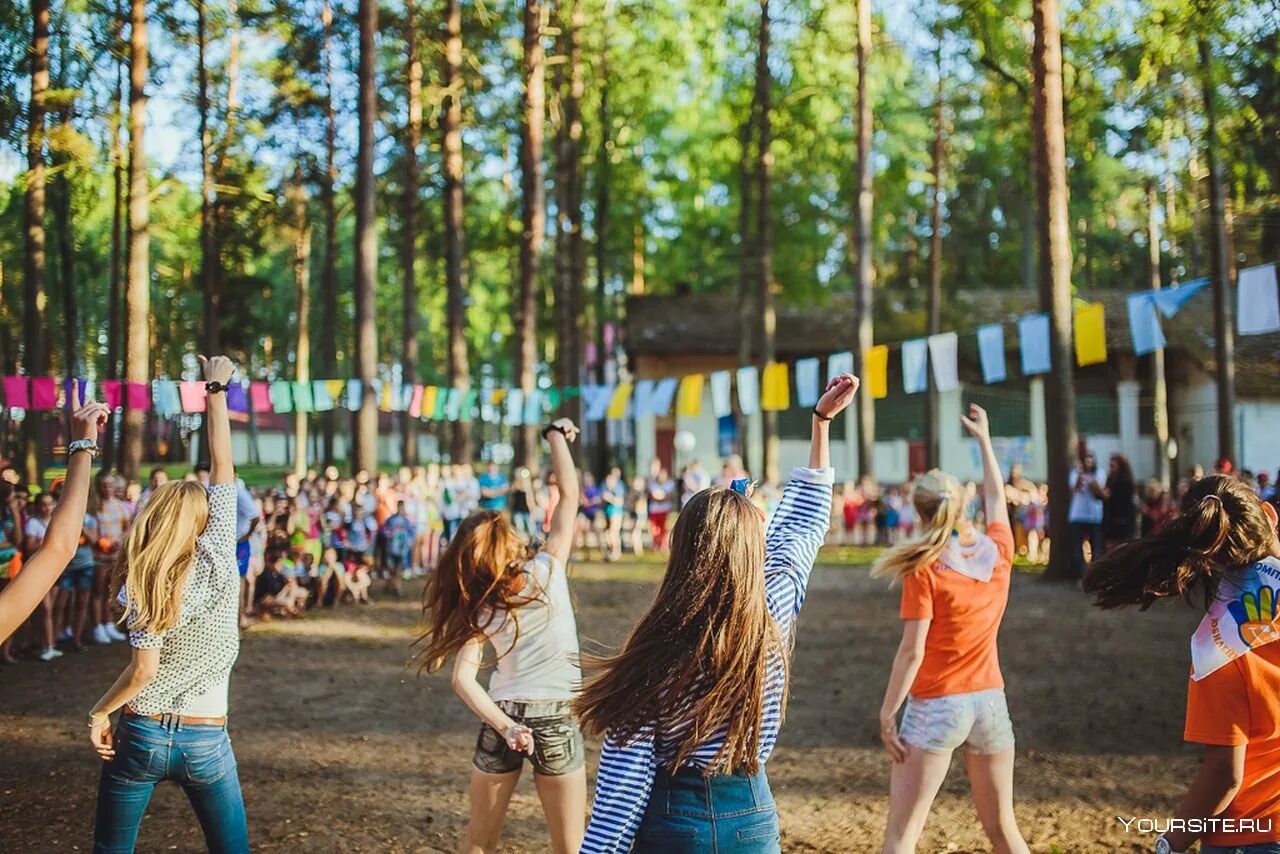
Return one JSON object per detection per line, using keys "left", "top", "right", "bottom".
{"left": 122, "top": 482, "right": 241, "bottom": 717}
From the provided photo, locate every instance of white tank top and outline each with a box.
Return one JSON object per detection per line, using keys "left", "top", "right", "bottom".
{"left": 482, "top": 552, "right": 581, "bottom": 702}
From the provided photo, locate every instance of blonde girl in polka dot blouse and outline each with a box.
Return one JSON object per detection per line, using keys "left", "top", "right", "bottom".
{"left": 88, "top": 355, "right": 251, "bottom": 854}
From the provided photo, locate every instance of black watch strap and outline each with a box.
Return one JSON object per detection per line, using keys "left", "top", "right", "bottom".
{"left": 812, "top": 407, "right": 833, "bottom": 422}
{"left": 542, "top": 423, "right": 568, "bottom": 440}
{"left": 205, "top": 381, "right": 228, "bottom": 394}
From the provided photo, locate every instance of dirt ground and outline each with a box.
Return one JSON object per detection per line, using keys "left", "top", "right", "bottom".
{"left": 0, "top": 560, "right": 1203, "bottom": 853}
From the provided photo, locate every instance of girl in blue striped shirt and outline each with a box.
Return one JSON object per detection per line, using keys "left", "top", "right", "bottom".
{"left": 574, "top": 373, "right": 859, "bottom": 853}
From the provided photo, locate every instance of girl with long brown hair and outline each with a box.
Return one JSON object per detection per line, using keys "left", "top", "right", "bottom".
{"left": 874, "top": 405, "right": 1028, "bottom": 854}
{"left": 88, "top": 355, "right": 250, "bottom": 853}
{"left": 574, "top": 373, "right": 859, "bottom": 854}
{"left": 415, "top": 419, "right": 584, "bottom": 854}
{"left": 1085, "top": 474, "right": 1280, "bottom": 854}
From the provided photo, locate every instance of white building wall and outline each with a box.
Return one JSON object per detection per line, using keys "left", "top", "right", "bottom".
{"left": 1239, "top": 401, "right": 1280, "bottom": 475}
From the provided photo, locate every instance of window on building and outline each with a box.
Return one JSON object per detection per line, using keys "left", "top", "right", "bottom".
{"left": 1077, "top": 392, "right": 1120, "bottom": 435}
{"left": 962, "top": 387, "right": 1032, "bottom": 437}
{"left": 875, "top": 394, "right": 927, "bottom": 440}
{"left": 777, "top": 402, "right": 848, "bottom": 440}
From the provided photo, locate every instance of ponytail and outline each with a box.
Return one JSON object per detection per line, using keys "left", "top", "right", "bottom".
{"left": 871, "top": 470, "right": 965, "bottom": 581}
{"left": 1084, "top": 475, "right": 1276, "bottom": 610}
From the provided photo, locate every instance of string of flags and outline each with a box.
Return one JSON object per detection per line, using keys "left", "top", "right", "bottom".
{"left": 1, "top": 264, "right": 1274, "bottom": 425}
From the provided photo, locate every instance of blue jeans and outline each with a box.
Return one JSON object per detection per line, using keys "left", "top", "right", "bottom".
{"left": 94, "top": 714, "right": 249, "bottom": 854}
{"left": 634, "top": 767, "right": 780, "bottom": 853}
{"left": 1202, "top": 845, "right": 1280, "bottom": 854}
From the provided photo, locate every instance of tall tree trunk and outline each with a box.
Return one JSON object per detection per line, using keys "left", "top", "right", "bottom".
{"left": 755, "top": 0, "right": 777, "bottom": 485}
{"left": 925, "top": 32, "right": 944, "bottom": 471}
{"left": 103, "top": 0, "right": 126, "bottom": 471}
{"left": 442, "top": 0, "right": 471, "bottom": 464}
{"left": 591, "top": 12, "right": 611, "bottom": 476}
{"left": 553, "top": 52, "right": 571, "bottom": 408}
{"left": 515, "top": 0, "right": 546, "bottom": 469}
{"left": 401, "top": 0, "right": 422, "bottom": 466}
{"left": 196, "top": 0, "right": 217, "bottom": 357}
{"left": 120, "top": 0, "right": 150, "bottom": 483}
{"left": 291, "top": 170, "right": 311, "bottom": 478}
{"left": 1199, "top": 34, "right": 1234, "bottom": 465}
{"left": 1032, "top": 0, "right": 1077, "bottom": 581}
{"left": 319, "top": 0, "right": 338, "bottom": 465}
{"left": 1147, "top": 182, "right": 1171, "bottom": 490}
{"left": 735, "top": 115, "right": 754, "bottom": 461}
{"left": 353, "top": 0, "right": 379, "bottom": 474}
{"left": 852, "top": 0, "right": 874, "bottom": 480}
{"left": 52, "top": 107, "right": 76, "bottom": 380}
{"left": 566, "top": 0, "right": 586, "bottom": 440}
{"left": 23, "top": 0, "right": 50, "bottom": 483}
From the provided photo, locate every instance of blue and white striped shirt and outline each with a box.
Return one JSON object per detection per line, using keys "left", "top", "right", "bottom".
{"left": 581, "top": 466, "right": 835, "bottom": 853}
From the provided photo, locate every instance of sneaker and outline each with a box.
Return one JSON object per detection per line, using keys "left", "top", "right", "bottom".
{"left": 57, "top": 627, "right": 73, "bottom": 642}
{"left": 39, "top": 647, "right": 64, "bottom": 662}
{"left": 93, "top": 624, "right": 112, "bottom": 645}
{"left": 105, "top": 623, "right": 127, "bottom": 642}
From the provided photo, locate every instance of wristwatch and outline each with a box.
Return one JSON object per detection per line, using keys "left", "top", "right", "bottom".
{"left": 205, "top": 380, "right": 229, "bottom": 394}
{"left": 1155, "top": 835, "right": 1184, "bottom": 854}
{"left": 542, "top": 423, "right": 569, "bottom": 440}
{"left": 68, "top": 439, "right": 99, "bottom": 459}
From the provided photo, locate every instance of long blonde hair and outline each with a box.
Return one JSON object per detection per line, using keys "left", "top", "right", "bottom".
{"left": 112, "top": 481, "right": 211, "bottom": 636}
{"left": 871, "top": 470, "right": 965, "bottom": 581}
{"left": 574, "top": 487, "right": 782, "bottom": 775}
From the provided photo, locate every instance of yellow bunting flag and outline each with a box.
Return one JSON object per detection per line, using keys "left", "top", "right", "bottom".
{"left": 379, "top": 382, "right": 393, "bottom": 411}
{"left": 325, "top": 379, "right": 346, "bottom": 401}
{"left": 421, "top": 386, "right": 438, "bottom": 417}
{"left": 761, "top": 362, "right": 790, "bottom": 412}
{"left": 865, "top": 345, "right": 889, "bottom": 399}
{"left": 607, "top": 382, "right": 633, "bottom": 420}
{"left": 676, "top": 375, "right": 704, "bottom": 417}
{"left": 1074, "top": 302, "right": 1107, "bottom": 367}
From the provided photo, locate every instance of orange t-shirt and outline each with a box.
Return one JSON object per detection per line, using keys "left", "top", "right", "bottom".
{"left": 1184, "top": 641, "right": 1280, "bottom": 846}
{"left": 899, "top": 522, "right": 1014, "bottom": 699}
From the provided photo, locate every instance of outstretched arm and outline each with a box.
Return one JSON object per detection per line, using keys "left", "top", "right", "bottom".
{"left": 542, "top": 418, "right": 581, "bottom": 564}
{"left": 961, "top": 404, "right": 1008, "bottom": 529}
{"left": 199, "top": 355, "right": 236, "bottom": 485}
{"left": 879, "top": 618, "right": 930, "bottom": 763}
{"left": 451, "top": 636, "right": 534, "bottom": 755}
{"left": 0, "top": 398, "right": 110, "bottom": 643}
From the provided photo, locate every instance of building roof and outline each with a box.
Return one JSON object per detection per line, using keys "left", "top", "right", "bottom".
{"left": 624, "top": 289, "right": 1280, "bottom": 395}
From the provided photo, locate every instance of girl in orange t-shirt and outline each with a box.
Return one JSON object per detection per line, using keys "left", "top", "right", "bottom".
{"left": 874, "top": 405, "right": 1029, "bottom": 854}
{"left": 1086, "top": 475, "right": 1280, "bottom": 854}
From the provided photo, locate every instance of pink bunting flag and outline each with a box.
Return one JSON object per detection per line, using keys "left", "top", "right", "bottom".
{"left": 250, "top": 382, "right": 273, "bottom": 414}
{"left": 125, "top": 382, "right": 150, "bottom": 411}
{"left": 409, "top": 385, "right": 425, "bottom": 418}
{"left": 30, "top": 378, "right": 57, "bottom": 411}
{"left": 179, "top": 382, "right": 207, "bottom": 413}
{"left": 101, "top": 380, "right": 123, "bottom": 411}
{"left": 2, "top": 377, "right": 29, "bottom": 409}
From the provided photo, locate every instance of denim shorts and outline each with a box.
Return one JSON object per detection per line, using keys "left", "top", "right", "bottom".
{"left": 899, "top": 688, "right": 1015, "bottom": 755}
{"left": 58, "top": 560, "right": 95, "bottom": 592}
{"left": 635, "top": 767, "right": 780, "bottom": 853}
{"left": 472, "top": 700, "right": 584, "bottom": 777}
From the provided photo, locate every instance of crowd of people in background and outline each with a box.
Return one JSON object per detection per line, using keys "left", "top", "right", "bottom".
{"left": 1, "top": 445, "right": 1277, "bottom": 665}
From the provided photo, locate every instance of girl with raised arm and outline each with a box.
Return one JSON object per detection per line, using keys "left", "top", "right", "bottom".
{"left": 0, "top": 394, "right": 110, "bottom": 643}
{"left": 415, "top": 418, "right": 586, "bottom": 854}
{"left": 1085, "top": 475, "right": 1280, "bottom": 854}
{"left": 89, "top": 355, "right": 250, "bottom": 853}
{"left": 574, "top": 374, "right": 858, "bottom": 853}
{"left": 875, "top": 404, "right": 1028, "bottom": 854}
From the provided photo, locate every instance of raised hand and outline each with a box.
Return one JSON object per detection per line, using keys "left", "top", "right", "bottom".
{"left": 816, "top": 373, "right": 859, "bottom": 420}
{"left": 198, "top": 354, "right": 237, "bottom": 385}
{"left": 70, "top": 396, "right": 111, "bottom": 444}
{"left": 960, "top": 403, "right": 992, "bottom": 442}
{"left": 546, "top": 417, "right": 580, "bottom": 444}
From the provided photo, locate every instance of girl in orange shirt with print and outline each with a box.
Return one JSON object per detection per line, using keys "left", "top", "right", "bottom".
{"left": 1086, "top": 474, "right": 1280, "bottom": 854}
{"left": 874, "top": 404, "right": 1029, "bottom": 854}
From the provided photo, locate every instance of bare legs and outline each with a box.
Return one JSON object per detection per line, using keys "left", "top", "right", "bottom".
{"left": 461, "top": 767, "right": 585, "bottom": 854}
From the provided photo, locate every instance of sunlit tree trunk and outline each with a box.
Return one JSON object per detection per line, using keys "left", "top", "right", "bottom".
{"left": 291, "top": 171, "right": 311, "bottom": 478}
{"left": 401, "top": 0, "right": 422, "bottom": 466}
{"left": 23, "top": 0, "right": 50, "bottom": 483}
{"left": 103, "top": 0, "right": 126, "bottom": 471}
{"left": 1147, "top": 182, "right": 1171, "bottom": 490}
{"left": 755, "top": 0, "right": 777, "bottom": 485}
{"left": 852, "top": 0, "right": 874, "bottom": 479}
{"left": 196, "top": 0, "right": 217, "bottom": 357}
{"left": 591, "top": 8, "right": 611, "bottom": 476}
{"left": 442, "top": 0, "right": 471, "bottom": 464}
{"left": 1032, "top": 0, "right": 1077, "bottom": 581}
{"left": 353, "top": 0, "right": 380, "bottom": 474}
{"left": 319, "top": 0, "right": 338, "bottom": 465}
{"left": 52, "top": 103, "right": 77, "bottom": 380}
{"left": 515, "top": 0, "right": 546, "bottom": 468}
{"left": 925, "top": 31, "right": 944, "bottom": 471}
{"left": 120, "top": 0, "right": 150, "bottom": 482}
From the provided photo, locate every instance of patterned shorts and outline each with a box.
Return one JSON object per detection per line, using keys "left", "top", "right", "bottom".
{"left": 899, "top": 689, "right": 1015, "bottom": 755}
{"left": 472, "top": 700, "right": 584, "bottom": 777}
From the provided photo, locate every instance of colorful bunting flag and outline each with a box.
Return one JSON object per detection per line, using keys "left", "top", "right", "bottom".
{"left": 927, "top": 332, "right": 959, "bottom": 393}
{"left": 292, "top": 381, "right": 316, "bottom": 413}
{"left": 902, "top": 339, "right": 929, "bottom": 395}
{"left": 827, "top": 351, "right": 854, "bottom": 381}
{"left": 1152, "top": 277, "right": 1209, "bottom": 318}
{"left": 126, "top": 382, "right": 149, "bottom": 411}
{"left": 31, "top": 378, "right": 57, "bottom": 411}
{"left": 504, "top": 389, "right": 524, "bottom": 425}
{"left": 417, "top": 386, "right": 434, "bottom": 419}
{"left": 582, "top": 385, "right": 612, "bottom": 421}
{"left": 100, "top": 380, "right": 123, "bottom": 411}
{"left": 795, "top": 358, "right": 820, "bottom": 408}
{"left": 152, "top": 381, "right": 181, "bottom": 417}
{"left": 312, "top": 381, "right": 335, "bottom": 412}
{"left": 3, "top": 377, "right": 29, "bottom": 409}
{"left": 761, "top": 362, "right": 790, "bottom": 412}
{"left": 648, "top": 378, "right": 679, "bottom": 417}
{"left": 250, "top": 382, "right": 273, "bottom": 414}
{"left": 865, "top": 345, "right": 889, "bottom": 400}
{"left": 346, "top": 379, "right": 363, "bottom": 412}
{"left": 270, "top": 380, "right": 294, "bottom": 413}
{"left": 1127, "top": 292, "right": 1166, "bottom": 356}
{"left": 1018, "top": 314, "right": 1052, "bottom": 375}
{"left": 676, "top": 375, "right": 704, "bottom": 417}
{"left": 976, "top": 324, "right": 1007, "bottom": 384}
{"left": 433, "top": 386, "right": 449, "bottom": 420}
{"left": 325, "top": 380, "right": 346, "bottom": 408}
{"left": 1238, "top": 263, "right": 1280, "bottom": 336}
{"left": 227, "top": 382, "right": 249, "bottom": 413}
{"left": 444, "top": 387, "right": 463, "bottom": 421}
{"left": 523, "top": 389, "right": 543, "bottom": 424}
{"left": 633, "top": 380, "right": 656, "bottom": 416}
{"left": 710, "top": 371, "right": 732, "bottom": 418}
{"left": 179, "top": 381, "right": 207, "bottom": 413}
{"left": 606, "top": 383, "right": 633, "bottom": 420}
{"left": 1074, "top": 303, "right": 1107, "bottom": 367}
{"left": 736, "top": 367, "right": 759, "bottom": 416}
